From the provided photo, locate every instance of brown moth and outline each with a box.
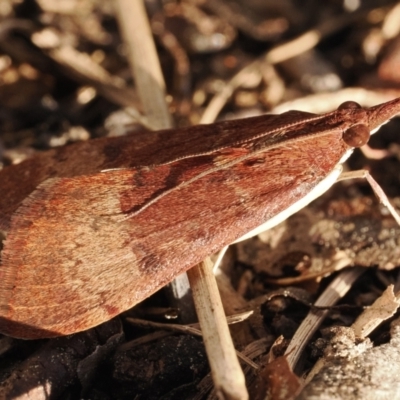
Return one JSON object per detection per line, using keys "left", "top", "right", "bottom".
{"left": 0, "top": 98, "right": 400, "bottom": 339}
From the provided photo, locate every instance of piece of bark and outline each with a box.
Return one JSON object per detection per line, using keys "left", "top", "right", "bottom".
{"left": 298, "top": 319, "right": 400, "bottom": 399}
{"left": 253, "top": 355, "right": 301, "bottom": 400}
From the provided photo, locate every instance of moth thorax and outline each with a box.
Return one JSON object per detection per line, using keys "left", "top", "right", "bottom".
{"left": 342, "top": 124, "right": 370, "bottom": 148}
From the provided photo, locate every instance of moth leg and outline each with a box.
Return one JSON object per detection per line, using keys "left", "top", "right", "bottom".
{"left": 360, "top": 144, "right": 390, "bottom": 160}
{"left": 338, "top": 170, "right": 400, "bottom": 226}
{"left": 212, "top": 246, "right": 229, "bottom": 274}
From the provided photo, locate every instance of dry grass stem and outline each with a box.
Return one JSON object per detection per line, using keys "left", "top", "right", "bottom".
{"left": 187, "top": 259, "right": 249, "bottom": 400}
{"left": 285, "top": 268, "right": 365, "bottom": 370}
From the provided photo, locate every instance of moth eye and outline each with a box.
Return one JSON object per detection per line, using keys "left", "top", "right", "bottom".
{"left": 343, "top": 124, "right": 370, "bottom": 147}
{"left": 338, "top": 101, "right": 362, "bottom": 110}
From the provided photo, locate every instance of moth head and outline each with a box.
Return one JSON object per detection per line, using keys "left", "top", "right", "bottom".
{"left": 365, "top": 97, "right": 400, "bottom": 136}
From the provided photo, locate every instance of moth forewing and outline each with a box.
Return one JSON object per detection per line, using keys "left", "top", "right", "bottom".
{"left": 0, "top": 128, "right": 351, "bottom": 338}
{"left": 1, "top": 98, "right": 400, "bottom": 339}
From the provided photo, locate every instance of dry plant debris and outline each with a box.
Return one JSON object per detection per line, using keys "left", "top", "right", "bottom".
{"left": 0, "top": 0, "right": 400, "bottom": 399}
